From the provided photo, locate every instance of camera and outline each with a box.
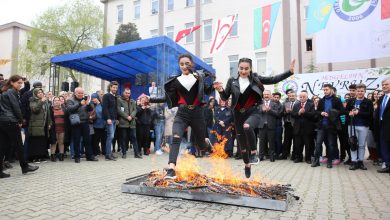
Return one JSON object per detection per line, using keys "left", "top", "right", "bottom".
{"left": 83, "top": 95, "right": 88, "bottom": 101}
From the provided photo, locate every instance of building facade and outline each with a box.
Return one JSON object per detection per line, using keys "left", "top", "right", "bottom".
{"left": 101, "top": 0, "right": 390, "bottom": 86}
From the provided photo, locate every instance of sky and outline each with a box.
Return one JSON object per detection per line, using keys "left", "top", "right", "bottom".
{"left": 0, "top": 0, "right": 103, "bottom": 26}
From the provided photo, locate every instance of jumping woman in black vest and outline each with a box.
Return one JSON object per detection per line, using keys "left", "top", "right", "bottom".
{"left": 149, "top": 54, "right": 214, "bottom": 179}
{"left": 214, "top": 58, "right": 295, "bottom": 178}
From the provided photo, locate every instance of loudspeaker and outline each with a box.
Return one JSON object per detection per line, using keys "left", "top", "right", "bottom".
{"left": 135, "top": 73, "right": 147, "bottom": 86}
{"left": 61, "top": 82, "right": 69, "bottom": 92}
{"left": 70, "top": 81, "right": 79, "bottom": 92}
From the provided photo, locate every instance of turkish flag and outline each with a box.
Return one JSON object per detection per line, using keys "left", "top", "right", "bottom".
{"left": 382, "top": 0, "right": 390, "bottom": 20}
{"left": 209, "top": 15, "right": 236, "bottom": 54}
{"left": 175, "top": 25, "right": 202, "bottom": 42}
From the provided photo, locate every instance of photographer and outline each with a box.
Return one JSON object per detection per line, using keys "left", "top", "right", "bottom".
{"left": 66, "top": 87, "right": 98, "bottom": 163}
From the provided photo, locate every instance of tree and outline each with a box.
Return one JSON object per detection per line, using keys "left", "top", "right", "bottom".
{"left": 17, "top": 0, "right": 104, "bottom": 82}
{"left": 304, "top": 56, "right": 319, "bottom": 73}
{"left": 114, "top": 23, "right": 141, "bottom": 45}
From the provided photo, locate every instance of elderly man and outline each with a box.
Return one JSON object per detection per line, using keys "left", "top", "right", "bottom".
{"left": 291, "top": 90, "right": 316, "bottom": 163}
{"left": 376, "top": 78, "right": 390, "bottom": 173}
{"left": 66, "top": 87, "right": 98, "bottom": 163}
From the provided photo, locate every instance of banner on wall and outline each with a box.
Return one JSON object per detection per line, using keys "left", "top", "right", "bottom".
{"left": 275, "top": 67, "right": 390, "bottom": 97}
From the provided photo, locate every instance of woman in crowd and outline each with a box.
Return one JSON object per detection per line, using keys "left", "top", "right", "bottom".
{"left": 346, "top": 84, "right": 373, "bottom": 170}
{"left": 136, "top": 95, "right": 154, "bottom": 156}
{"left": 50, "top": 96, "right": 66, "bottom": 161}
{"left": 214, "top": 58, "right": 295, "bottom": 178}
{"left": 28, "top": 88, "right": 52, "bottom": 163}
{"left": 148, "top": 54, "right": 214, "bottom": 179}
{"left": 366, "top": 90, "right": 380, "bottom": 164}
{"left": 91, "top": 93, "right": 106, "bottom": 156}
{"left": 0, "top": 75, "right": 38, "bottom": 178}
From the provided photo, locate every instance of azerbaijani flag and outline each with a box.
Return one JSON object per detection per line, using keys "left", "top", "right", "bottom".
{"left": 382, "top": 0, "right": 390, "bottom": 20}
{"left": 306, "top": 0, "right": 336, "bottom": 34}
{"left": 254, "top": 2, "right": 281, "bottom": 49}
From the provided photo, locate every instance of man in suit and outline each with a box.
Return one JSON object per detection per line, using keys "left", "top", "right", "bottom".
{"left": 258, "top": 90, "right": 283, "bottom": 162}
{"left": 272, "top": 92, "right": 284, "bottom": 158}
{"left": 376, "top": 78, "right": 390, "bottom": 173}
{"left": 291, "top": 90, "right": 316, "bottom": 163}
{"left": 280, "top": 90, "right": 297, "bottom": 159}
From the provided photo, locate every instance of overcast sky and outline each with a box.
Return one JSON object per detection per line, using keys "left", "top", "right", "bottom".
{"left": 0, "top": 0, "right": 103, "bottom": 26}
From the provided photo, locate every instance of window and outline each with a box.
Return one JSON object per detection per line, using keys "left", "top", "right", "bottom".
{"left": 203, "top": 57, "right": 213, "bottom": 67}
{"left": 117, "top": 5, "right": 123, "bottom": 23}
{"left": 167, "top": 0, "right": 174, "bottom": 11}
{"left": 229, "top": 55, "right": 239, "bottom": 77}
{"left": 203, "top": 19, "right": 212, "bottom": 41}
{"left": 185, "top": 22, "right": 194, "bottom": 43}
{"left": 306, "top": 39, "right": 313, "bottom": 51}
{"left": 166, "top": 26, "right": 174, "bottom": 40}
{"left": 150, "top": 29, "right": 158, "bottom": 37}
{"left": 230, "top": 15, "right": 238, "bottom": 37}
{"left": 304, "top": 6, "right": 309, "bottom": 20}
{"left": 256, "top": 52, "right": 267, "bottom": 74}
{"left": 203, "top": 0, "right": 212, "bottom": 3}
{"left": 151, "top": 0, "right": 159, "bottom": 14}
{"left": 186, "top": 0, "right": 194, "bottom": 7}
{"left": 134, "top": 1, "right": 140, "bottom": 19}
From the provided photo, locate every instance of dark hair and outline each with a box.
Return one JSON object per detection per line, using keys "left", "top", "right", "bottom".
{"left": 178, "top": 54, "right": 194, "bottom": 63}
{"left": 272, "top": 92, "right": 282, "bottom": 97}
{"left": 238, "top": 57, "right": 264, "bottom": 90}
{"left": 285, "top": 89, "right": 294, "bottom": 95}
{"left": 322, "top": 84, "right": 333, "bottom": 89}
{"left": 2, "top": 74, "right": 23, "bottom": 92}
{"left": 301, "top": 90, "right": 308, "bottom": 93}
{"left": 107, "top": 81, "right": 119, "bottom": 92}
{"left": 355, "top": 83, "right": 366, "bottom": 90}
{"left": 332, "top": 87, "right": 337, "bottom": 92}
{"left": 348, "top": 84, "right": 357, "bottom": 90}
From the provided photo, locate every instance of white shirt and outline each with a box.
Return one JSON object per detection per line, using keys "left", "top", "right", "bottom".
{"left": 238, "top": 77, "right": 250, "bottom": 94}
{"left": 177, "top": 74, "right": 197, "bottom": 91}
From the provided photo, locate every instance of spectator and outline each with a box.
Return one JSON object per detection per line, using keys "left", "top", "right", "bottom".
{"left": 149, "top": 81, "right": 158, "bottom": 98}
{"left": 366, "top": 90, "right": 380, "bottom": 163}
{"left": 91, "top": 93, "right": 106, "bottom": 156}
{"left": 280, "top": 90, "right": 297, "bottom": 160}
{"left": 291, "top": 90, "right": 316, "bottom": 164}
{"left": 66, "top": 87, "right": 98, "bottom": 163}
{"left": 164, "top": 106, "right": 177, "bottom": 148}
{"left": 258, "top": 90, "right": 283, "bottom": 162}
{"left": 204, "top": 98, "right": 216, "bottom": 145}
{"left": 27, "top": 88, "right": 52, "bottom": 163}
{"left": 152, "top": 103, "right": 165, "bottom": 155}
{"left": 117, "top": 88, "right": 141, "bottom": 158}
{"left": 376, "top": 78, "right": 390, "bottom": 173}
{"left": 0, "top": 75, "right": 39, "bottom": 178}
{"left": 272, "top": 92, "right": 284, "bottom": 159}
{"left": 346, "top": 84, "right": 373, "bottom": 170}
{"left": 102, "top": 81, "right": 118, "bottom": 161}
{"left": 50, "top": 96, "right": 66, "bottom": 161}
{"left": 312, "top": 84, "right": 343, "bottom": 169}
{"left": 136, "top": 95, "right": 154, "bottom": 156}
{"left": 349, "top": 84, "right": 357, "bottom": 99}
{"left": 213, "top": 99, "right": 234, "bottom": 157}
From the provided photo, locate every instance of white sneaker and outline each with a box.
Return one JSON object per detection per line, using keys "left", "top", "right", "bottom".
{"left": 155, "top": 150, "right": 164, "bottom": 155}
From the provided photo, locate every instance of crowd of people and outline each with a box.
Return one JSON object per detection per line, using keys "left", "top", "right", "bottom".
{"left": 0, "top": 56, "right": 389, "bottom": 179}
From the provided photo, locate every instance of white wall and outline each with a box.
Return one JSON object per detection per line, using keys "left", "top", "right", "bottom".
{"left": 0, "top": 28, "right": 14, "bottom": 78}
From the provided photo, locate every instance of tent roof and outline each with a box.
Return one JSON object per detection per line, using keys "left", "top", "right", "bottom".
{"left": 50, "top": 36, "right": 215, "bottom": 81}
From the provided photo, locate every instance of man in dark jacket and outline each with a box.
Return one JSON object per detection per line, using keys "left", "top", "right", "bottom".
{"left": 66, "top": 87, "right": 98, "bottom": 163}
{"left": 102, "top": 81, "right": 118, "bottom": 161}
{"left": 212, "top": 99, "right": 234, "bottom": 156}
{"left": 312, "top": 84, "right": 343, "bottom": 168}
{"left": 376, "top": 78, "right": 390, "bottom": 173}
{"left": 291, "top": 90, "right": 316, "bottom": 163}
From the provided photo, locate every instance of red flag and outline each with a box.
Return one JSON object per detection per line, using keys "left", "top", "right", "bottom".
{"left": 261, "top": 5, "right": 271, "bottom": 48}
{"left": 382, "top": 0, "right": 390, "bottom": 20}
{"left": 209, "top": 15, "right": 236, "bottom": 54}
{"left": 175, "top": 25, "right": 202, "bottom": 42}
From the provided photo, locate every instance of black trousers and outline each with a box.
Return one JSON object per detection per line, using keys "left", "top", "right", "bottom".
{"left": 294, "top": 131, "right": 315, "bottom": 161}
{"left": 71, "top": 123, "right": 93, "bottom": 159}
{"left": 338, "top": 124, "right": 351, "bottom": 160}
{"left": 169, "top": 106, "right": 206, "bottom": 165}
{"left": 136, "top": 124, "right": 151, "bottom": 154}
{"left": 233, "top": 108, "right": 260, "bottom": 164}
{"left": 119, "top": 127, "right": 140, "bottom": 155}
{"left": 282, "top": 122, "right": 294, "bottom": 156}
{"left": 92, "top": 128, "right": 106, "bottom": 156}
{"left": 259, "top": 125, "right": 275, "bottom": 158}
{"left": 0, "top": 122, "right": 28, "bottom": 171}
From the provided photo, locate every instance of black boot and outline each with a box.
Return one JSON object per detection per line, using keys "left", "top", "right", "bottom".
{"left": 50, "top": 154, "right": 56, "bottom": 162}
{"left": 59, "top": 153, "right": 64, "bottom": 161}
{"left": 0, "top": 170, "right": 10, "bottom": 178}
{"left": 311, "top": 157, "right": 320, "bottom": 167}
{"left": 327, "top": 161, "right": 333, "bottom": 168}
{"left": 358, "top": 161, "right": 367, "bottom": 170}
{"left": 349, "top": 162, "right": 358, "bottom": 170}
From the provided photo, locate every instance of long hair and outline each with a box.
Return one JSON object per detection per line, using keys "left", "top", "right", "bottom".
{"left": 1, "top": 74, "right": 23, "bottom": 92}
{"left": 238, "top": 58, "right": 264, "bottom": 91}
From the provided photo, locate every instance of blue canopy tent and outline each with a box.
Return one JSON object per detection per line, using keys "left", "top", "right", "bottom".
{"left": 49, "top": 36, "right": 215, "bottom": 99}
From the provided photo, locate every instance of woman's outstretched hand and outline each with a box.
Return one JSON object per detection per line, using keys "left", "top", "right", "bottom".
{"left": 213, "top": 81, "right": 224, "bottom": 92}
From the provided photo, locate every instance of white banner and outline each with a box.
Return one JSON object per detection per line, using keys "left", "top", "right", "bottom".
{"left": 275, "top": 67, "right": 390, "bottom": 97}
{"left": 316, "top": 0, "right": 390, "bottom": 63}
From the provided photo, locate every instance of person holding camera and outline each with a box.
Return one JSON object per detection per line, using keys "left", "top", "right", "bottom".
{"left": 345, "top": 84, "right": 373, "bottom": 170}
{"left": 66, "top": 87, "right": 98, "bottom": 163}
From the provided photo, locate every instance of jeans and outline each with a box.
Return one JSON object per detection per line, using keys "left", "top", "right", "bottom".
{"left": 154, "top": 120, "right": 165, "bottom": 152}
{"left": 119, "top": 127, "right": 140, "bottom": 155}
{"left": 71, "top": 123, "right": 93, "bottom": 159}
{"left": 348, "top": 126, "right": 369, "bottom": 162}
{"left": 105, "top": 121, "right": 116, "bottom": 157}
{"left": 315, "top": 128, "right": 337, "bottom": 162}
